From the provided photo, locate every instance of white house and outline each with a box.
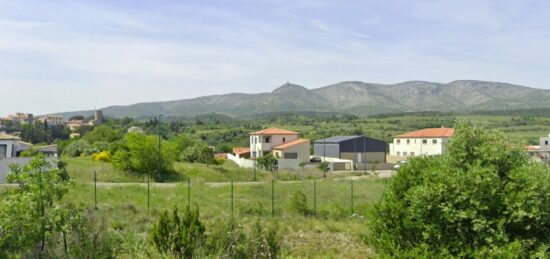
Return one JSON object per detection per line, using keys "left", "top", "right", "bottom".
{"left": 128, "top": 126, "right": 145, "bottom": 133}
{"left": 37, "top": 115, "right": 64, "bottom": 126}
{"left": 0, "top": 133, "right": 21, "bottom": 158}
{"left": 250, "top": 128, "right": 302, "bottom": 159}
{"left": 526, "top": 134, "right": 550, "bottom": 164}
{"left": 389, "top": 128, "right": 454, "bottom": 157}
{"left": 225, "top": 127, "right": 311, "bottom": 169}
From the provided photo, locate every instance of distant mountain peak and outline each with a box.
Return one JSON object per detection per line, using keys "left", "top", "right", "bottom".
{"left": 55, "top": 80, "right": 550, "bottom": 119}
{"left": 272, "top": 82, "right": 309, "bottom": 94}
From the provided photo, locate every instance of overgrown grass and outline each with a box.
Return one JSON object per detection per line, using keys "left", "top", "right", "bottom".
{"left": 64, "top": 175, "right": 385, "bottom": 257}
{"left": 65, "top": 157, "right": 368, "bottom": 183}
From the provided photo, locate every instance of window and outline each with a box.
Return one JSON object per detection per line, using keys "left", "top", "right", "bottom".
{"left": 396, "top": 139, "right": 401, "bottom": 144}
{"left": 432, "top": 139, "right": 437, "bottom": 144}
{"left": 284, "top": 152, "right": 298, "bottom": 159}
{"left": 265, "top": 136, "right": 270, "bottom": 143}
{"left": 396, "top": 151, "right": 401, "bottom": 156}
{"left": 252, "top": 151, "right": 257, "bottom": 158}
{"left": 422, "top": 139, "right": 428, "bottom": 144}
{"left": 403, "top": 151, "right": 407, "bottom": 156}
{"left": 406, "top": 139, "right": 410, "bottom": 144}
{"left": 283, "top": 137, "right": 286, "bottom": 142}
{"left": 410, "top": 152, "right": 415, "bottom": 156}
{"left": 546, "top": 141, "right": 549, "bottom": 145}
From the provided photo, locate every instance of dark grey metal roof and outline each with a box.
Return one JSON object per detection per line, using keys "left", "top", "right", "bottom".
{"left": 314, "top": 135, "right": 362, "bottom": 143}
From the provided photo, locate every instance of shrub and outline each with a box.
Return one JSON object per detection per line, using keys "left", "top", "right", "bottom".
{"left": 369, "top": 121, "right": 550, "bottom": 257}
{"left": 288, "top": 190, "right": 310, "bottom": 216}
{"left": 92, "top": 151, "right": 111, "bottom": 162}
{"left": 320, "top": 200, "right": 348, "bottom": 220}
{"left": 149, "top": 207, "right": 205, "bottom": 258}
{"left": 111, "top": 133, "right": 177, "bottom": 178}
{"left": 63, "top": 139, "right": 98, "bottom": 157}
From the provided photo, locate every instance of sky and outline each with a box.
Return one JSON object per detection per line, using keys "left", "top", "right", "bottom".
{"left": 1, "top": 0, "right": 549, "bottom": 115}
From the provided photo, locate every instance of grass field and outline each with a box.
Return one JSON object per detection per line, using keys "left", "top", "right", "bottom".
{"left": 58, "top": 157, "right": 386, "bottom": 257}
{"left": 65, "top": 157, "right": 368, "bottom": 183}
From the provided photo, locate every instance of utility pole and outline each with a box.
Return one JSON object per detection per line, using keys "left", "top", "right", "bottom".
{"left": 157, "top": 114, "right": 163, "bottom": 182}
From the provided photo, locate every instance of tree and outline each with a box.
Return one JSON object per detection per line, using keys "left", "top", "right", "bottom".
{"left": 318, "top": 162, "right": 329, "bottom": 178}
{"left": 369, "top": 121, "right": 550, "bottom": 257}
{"left": 299, "top": 162, "right": 307, "bottom": 172}
{"left": 62, "top": 139, "right": 98, "bottom": 157}
{"left": 0, "top": 155, "right": 118, "bottom": 258}
{"left": 180, "top": 142, "right": 214, "bottom": 167}
{"left": 0, "top": 155, "right": 68, "bottom": 255}
{"left": 257, "top": 154, "right": 278, "bottom": 173}
{"left": 83, "top": 125, "right": 123, "bottom": 144}
{"left": 111, "top": 133, "right": 177, "bottom": 179}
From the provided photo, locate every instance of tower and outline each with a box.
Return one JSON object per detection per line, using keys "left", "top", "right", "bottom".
{"left": 94, "top": 110, "right": 104, "bottom": 122}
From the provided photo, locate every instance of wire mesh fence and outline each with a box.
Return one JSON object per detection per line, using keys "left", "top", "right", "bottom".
{"left": 83, "top": 172, "right": 386, "bottom": 220}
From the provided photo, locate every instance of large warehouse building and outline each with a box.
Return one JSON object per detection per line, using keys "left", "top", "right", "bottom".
{"left": 313, "top": 135, "right": 386, "bottom": 170}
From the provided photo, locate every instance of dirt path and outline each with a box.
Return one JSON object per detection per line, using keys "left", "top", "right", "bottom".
{"left": 0, "top": 172, "right": 394, "bottom": 189}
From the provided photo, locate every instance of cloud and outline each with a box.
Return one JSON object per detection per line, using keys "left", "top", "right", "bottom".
{"left": 0, "top": 0, "right": 549, "bottom": 115}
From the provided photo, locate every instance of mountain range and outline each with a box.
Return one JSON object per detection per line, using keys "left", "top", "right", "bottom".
{"left": 57, "top": 80, "right": 550, "bottom": 119}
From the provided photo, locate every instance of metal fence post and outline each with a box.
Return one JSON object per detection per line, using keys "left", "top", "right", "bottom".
{"left": 187, "top": 178, "right": 191, "bottom": 209}
{"left": 271, "top": 178, "right": 275, "bottom": 217}
{"left": 253, "top": 159, "right": 257, "bottom": 182}
{"left": 147, "top": 172, "right": 150, "bottom": 214}
{"left": 350, "top": 180, "right": 354, "bottom": 215}
{"left": 94, "top": 170, "right": 97, "bottom": 210}
{"left": 313, "top": 178, "right": 317, "bottom": 217}
{"left": 231, "top": 179, "right": 234, "bottom": 215}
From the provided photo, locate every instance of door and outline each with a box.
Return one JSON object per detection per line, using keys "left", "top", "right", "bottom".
{"left": 0, "top": 144, "right": 7, "bottom": 158}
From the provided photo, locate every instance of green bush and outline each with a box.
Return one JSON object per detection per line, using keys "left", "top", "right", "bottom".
{"left": 0, "top": 155, "right": 118, "bottom": 258}
{"left": 288, "top": 190, "right": 310, "bottom": 216}
{"left": 369, "top": 121, "right": 550, "bottom": 257}
{"left": 320, "top": 200, "right": 348, "bottom": 220}
{"left": 149, "top": 208, "right": 282, "bottom": 258}
{"left": 62, "top": 139, "right": 98, "bottom": 157}
{"left": 148, "top": 207, "right": 205, "bottom": 258}
{"left": 111, "top": 133, "right": 177, "bottom": 178}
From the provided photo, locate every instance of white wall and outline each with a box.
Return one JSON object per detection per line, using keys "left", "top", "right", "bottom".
{"left": 0, "top": 140, "right": 17, "bottom": 158}
{"left": 227, "top": 153, "right": 256, "bottom": 169}
{"left": 277, "top": 159, "right": 301, "bottom": 169}
{"left": 390, "top": 137, "right": 449, "bottom": 156}
{"left": 540, "top": 136, "right": 550, "bottom": 151}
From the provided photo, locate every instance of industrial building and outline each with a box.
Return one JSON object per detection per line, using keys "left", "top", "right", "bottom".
{"left": 314, "top": 135, "right": 386, "bottom": 170}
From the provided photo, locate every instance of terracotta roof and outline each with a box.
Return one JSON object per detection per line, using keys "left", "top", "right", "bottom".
{"left": 250, "top": 127, "right": 298, "bottom": 135}
{"left": 0, "top": 133, "right": 20, "bottom": 140}
{"left": 233, "top": 147, "right": 250, "bottom": 155}
{"left": 396, "top": 128, "right": 454, "bottom": 138}
{"left": 273, "top": 139, "right": 309, "bottom": 150}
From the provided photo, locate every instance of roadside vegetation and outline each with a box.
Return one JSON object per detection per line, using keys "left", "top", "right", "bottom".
{"left": 1, "top": 111, "right": 550, "bottom": 257}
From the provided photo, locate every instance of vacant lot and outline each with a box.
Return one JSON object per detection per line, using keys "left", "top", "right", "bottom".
{"left": 58, "top": 158, "right": 386, "bottom": 257}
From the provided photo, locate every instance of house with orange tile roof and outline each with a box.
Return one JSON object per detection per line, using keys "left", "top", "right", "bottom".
{"left": 248, "top": 127, "right": 310, "bottom": 168}
{"left": 389, "top": 128, "right": 454, "bottom": 157}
